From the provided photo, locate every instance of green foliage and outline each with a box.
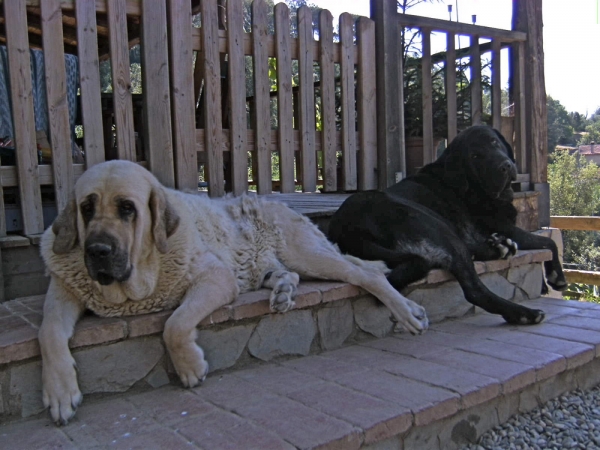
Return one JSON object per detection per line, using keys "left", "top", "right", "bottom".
{"left": 548, "top": 150, "right": 600, "bottom": 270}
{"left": 579, "top": 121, "right": 600, "bottom": 145}
{"left": 547, "top": 96, "right": 575, "bottom": 152}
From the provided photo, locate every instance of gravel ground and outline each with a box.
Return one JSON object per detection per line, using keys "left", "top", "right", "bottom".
{"left": 460, "top": 385, "right": 600, "bottom": 450}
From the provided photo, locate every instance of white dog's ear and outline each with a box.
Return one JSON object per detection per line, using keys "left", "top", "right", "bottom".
{"left": 52, "top": 198, "right": 78, "bottom": 254}
{"left": 149, "top": 187, "right": 180, "bottom": 254}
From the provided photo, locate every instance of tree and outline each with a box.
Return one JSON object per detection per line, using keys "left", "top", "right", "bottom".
{"left": 548, "top": 150, "right": 600, "bottom": 270}
{"left": 547, "top": 96, "right": 575, "bottom": 152}
{"left": 579, "top": 121, "right": 600, "bottom": 145}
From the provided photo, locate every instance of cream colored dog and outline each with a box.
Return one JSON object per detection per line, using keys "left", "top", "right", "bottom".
{"left": 39, "top": 160, "right": 428, "bottom": 425}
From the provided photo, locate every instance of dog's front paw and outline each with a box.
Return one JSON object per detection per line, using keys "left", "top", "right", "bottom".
{"left": 42, "top": 362, "right": 82, "bottom": 426}
{"left": 488, "top": 233, "right": 518, "bottom": 259}
{"left": 264, "top": 270, "right": 299, "bottom": 313}
{"left": 171, "top": 344, "right": 209, "bottom": 388}
{"left": 390, "top": 298, "right": 429, "bottom": 335}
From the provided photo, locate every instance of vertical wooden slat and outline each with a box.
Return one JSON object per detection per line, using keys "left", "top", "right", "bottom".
{"left": 421, "top": 28, "right": 434, "bottom": 166}
{"left": 339, "top": 13, "right": 356, "bottom": 191}
{"left": 274, "top": 3, "right": 294, "bottom": 193}
{"left": 319, "top": 9, "right": 336, "bottom": 192}
{"left": 357, "top": 17, "right": 377, "bottom": 191}
{"left": 446, "top": 32, "right": 457, "bottom": 142}
{"left": 41, "top": 0, "right": 74, "bottom": 212}
{"left": 0, "top": 165, "right": 6, "bottom": 237}
{"left": 4, "top": 0, "right": 44, "bottom": 235}
{"left": 75, "top": 0, "right": 105, "bottom": 168}
{"left": 226, "top": 0, "right": 248, "bottom": 195}
{"left": 297, "top": 5, "right": 316, "bottom": 192}
{"left": 514, "top": 41, "right": 527, "bottom": 173}
{"left": 251, "top": 0, "right": 271, "bottom": 195}
{"left": 107, "top": 0, "right": 136, "bottom": 161}
{"left": 470, "top": 34, "right": 482, "bottom": 125}
{"left": 167, "top": 0, "right": 197, "bottom": 190}
{"left": 491, "top": 38, "right": 502, "bottom": 130}
{"left": 200, "top": 0, "right": 224, "bottom": 196}
{"left": 141, "top": 0, "right": 175, "bottom": 187}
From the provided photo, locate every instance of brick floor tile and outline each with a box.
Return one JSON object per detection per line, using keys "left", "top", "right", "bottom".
{"left": 452, "top": 339, "right": 566, "bottom": 382}
{"left": 230, "top": 289, "right": 272, "bottom": 320}
{"left": 485, "top": 259, "right": 510, "bottom": 272}
{"left": 198, "top": 375, "right": 361, "bottom": 449}
{"left": 126, "top": 310, "right": 174, "bottom": 337}
{"left": 22, "top": 312, "right": 43, "bottom": 328}
{"left": 281, "top": 354, "right": 370, "bottom": 381}
{"left": 423, "top": 348, "right": 535, "bottom": 394}
{"left": 549, "top": 315, "right": 600, "bottom": 332}
{"left": 293, "top": 283, "right": 323, "bottom": 308}
{"left": 523, "top": 300, "right": 591, "bottom": 317}
{"left": 0, "top": 418, "right": 77, "bottom": 449}
{"left": 234, "top": 365, "right": 324, "bottom": 395}
{"left": 4, "top": 301, "right": 31, "bottom": 315}
{"left": 335, "top": 369, "right": 460, "bottom": 427}
{"left": 362, "top": 336, "right": 448, "bottom": 359}
{"left": 427, "top": 269, "right": 453, "bottom": 284}
{"left": 394, "top": 329, "right": 477, "bottom": 349}
{"left": 178, "top": 408, "right": 295, "bottom": 450}
{"left": 484, "top": 330, "right": 595, "bottom": 370}
{"left": 288, "top": 381, "right": 412, "bottom": 444}
{"left": 0, "top": 316, "right": 39, "bottom": 364}
{"left": 16, "top": 295, "right": 45, "bottom": 311}
{"left": 509, "top": 251, "right": 533, "bottom": 267}
{"left": 127, "top": 386, "right": 216, "bottom": 426}
{"left": 518, "top": 323, "right": 600, "bottom": 352}
{"left": 319, "top": 281, "right": 361, "bottom": 303}
{"left": 529, "top": 249, "right": 552, "bottom": 262}
{"left": 0, "top": 303, "right": 12, "bottom": 318}
{"left": 62, "top": 398, "right": 157, "bottom": 447}
{"left": 363, "top": 351, "right": 500, "bottom": 409}
{"left": 70, "top": 316, "right": 128, "bottom": 348}
{"left": 109, "top": 426, "right": 198, "bottom": 450}
{"left": 198, "top": 305, "right": 233, "bottom": 326}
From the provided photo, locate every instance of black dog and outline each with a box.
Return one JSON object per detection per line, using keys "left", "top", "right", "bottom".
{"left": 328, "top": 126, "right": 567, "bottom": 325}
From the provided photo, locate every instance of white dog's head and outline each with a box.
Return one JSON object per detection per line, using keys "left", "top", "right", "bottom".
{"left": 51, "top": 160, "right": 179, "bottom": 301}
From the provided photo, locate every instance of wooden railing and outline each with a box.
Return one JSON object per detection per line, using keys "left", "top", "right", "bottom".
{"left": 0, "top": 0, "right": 378, "bottom": 237}
{"left": 550, "top": 216, "right": 600, "bottom": 285}
{"left": 396, "top": 13, "right": 529, "bottom": 177}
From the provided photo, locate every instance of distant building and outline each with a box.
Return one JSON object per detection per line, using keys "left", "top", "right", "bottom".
{"left": 578, "top": 143, "right": 600, "bottom": 165}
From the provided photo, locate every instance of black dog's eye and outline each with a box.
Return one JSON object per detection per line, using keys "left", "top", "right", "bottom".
{"left": 118, "top": 200, "right": 136, "bottom": 219}
{"left": 472, "top": 153, "right": 479, "bottom": 159}
{"left": 491, "top": 138, "right": 499, "bottom": 145}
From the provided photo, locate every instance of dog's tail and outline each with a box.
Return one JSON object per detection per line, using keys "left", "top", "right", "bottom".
{"left": 332, "top": 244, "right": 391, "bottom": 275}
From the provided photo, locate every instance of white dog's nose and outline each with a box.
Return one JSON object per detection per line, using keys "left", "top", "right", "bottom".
{"left": 85, "top": 242, "right": 112, "bottom": 258}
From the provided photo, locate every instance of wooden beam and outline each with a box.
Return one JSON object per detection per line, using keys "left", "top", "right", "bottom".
{"left": 564, "top": 269, "right": 600, "bottom": 286}
{"left": 371, "top": 0, "right": 404, "bottom": 188}
{"left": 550, "top": 216, "right": 600, "bottom": 231}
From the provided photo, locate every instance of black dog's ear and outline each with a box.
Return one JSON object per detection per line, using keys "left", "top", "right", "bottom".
{"left": 493, "top": 128, "right": 515, "bottom": 162}
{"left": 52, "top": 198, "right": 78, "bottom": 254}
{"left": 442, "top": 148, "right": 469, "bottom": 194}
{"left": 149, "top": 187, "right": 180, "bottom": 254}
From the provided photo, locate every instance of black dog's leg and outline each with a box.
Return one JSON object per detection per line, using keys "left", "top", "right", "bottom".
{"left": 386, "top": 256, "right": 434, "bottom": 291}
{"left": 501, "top": 226, "right": 567, "bottom": 291}
{"left": 449, "top": 246, "right": 545, "bottom": 325}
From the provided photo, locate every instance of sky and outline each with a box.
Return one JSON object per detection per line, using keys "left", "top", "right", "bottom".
{"left": 276, "top": 0, "right": 600, "bottom": 116}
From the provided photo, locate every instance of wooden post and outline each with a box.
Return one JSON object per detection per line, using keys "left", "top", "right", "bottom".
{"left": 371, "top": 0, "right": 404, "bottom": 189}
{"left": 513, "top": 0, "right": 548, "bottom": 226}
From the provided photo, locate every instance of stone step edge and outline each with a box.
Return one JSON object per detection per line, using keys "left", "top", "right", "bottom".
{"left": 0, "top": 249, "right": 552, "bottom": 367}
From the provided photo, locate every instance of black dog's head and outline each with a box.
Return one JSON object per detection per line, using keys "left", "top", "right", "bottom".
{"left": 437, "top": 126, "right": 517, "bottom": 199}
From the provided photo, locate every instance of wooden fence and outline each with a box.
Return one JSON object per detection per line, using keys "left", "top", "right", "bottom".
{"left": 0, "top": 0, "right": 378, "bottom": 237}
{"left": 395, "top": 13, "right": 529, "bottom": 179}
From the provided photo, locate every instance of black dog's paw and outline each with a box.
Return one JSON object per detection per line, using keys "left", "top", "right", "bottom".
{"left": 487, "top": 233, "right": 518, "bottom": 259}
{"left": 546, "top": 270, "right": 568, "bottom": 291}
{"left": 502, "top": 308, "right": 545, "bottom": 325}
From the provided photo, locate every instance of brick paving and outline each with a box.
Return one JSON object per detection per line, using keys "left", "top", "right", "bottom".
{"left": 3, "top": 296, "right": 600, "bottom": 449}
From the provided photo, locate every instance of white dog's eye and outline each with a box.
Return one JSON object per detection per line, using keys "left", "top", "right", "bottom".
{"left": 118, "top": 200, "right": 136, "bottom": 219}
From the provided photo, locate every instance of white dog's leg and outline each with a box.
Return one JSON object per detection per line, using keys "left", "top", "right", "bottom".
{"left": 39, "top": 278, "right": 85, "bottom": 425}
{"left": 278, "top": 223, "right": 429, "bottom": 334}
{"left": 262, "top": 269, "right": 299, "bottom": 313}
{"left": 163, "top": 252, "right": 238, "bottom": 388}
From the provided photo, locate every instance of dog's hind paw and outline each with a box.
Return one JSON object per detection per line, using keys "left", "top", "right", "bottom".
{"left": 546, "top": 270, "right": 568, "bottom": 291}
{"left": 502, "top": 307, "right": 545, "bottom": 325}
{"left": 263, "top": 270, "right": 299, "bottom": 313}
{"left": 488, "top": 233, "right": 518, "bottom": 259}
